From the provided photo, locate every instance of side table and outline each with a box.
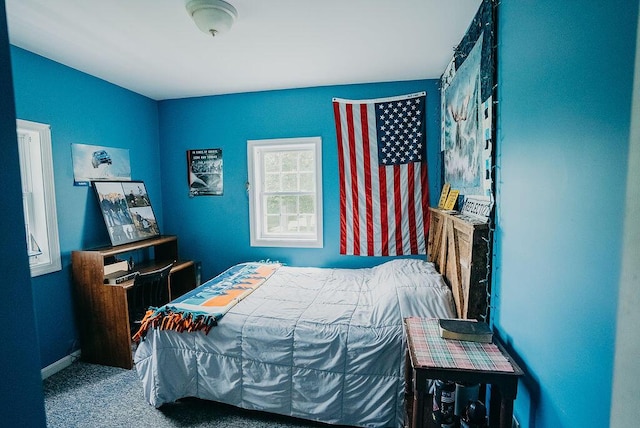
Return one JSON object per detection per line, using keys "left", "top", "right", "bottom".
{"left": 404, "top": 317, "right": 523, "bottom": 428}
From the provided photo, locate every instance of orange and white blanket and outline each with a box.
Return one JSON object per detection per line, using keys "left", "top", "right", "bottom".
{"left": 133, "top": 262, "right": 280, "bottom": 341}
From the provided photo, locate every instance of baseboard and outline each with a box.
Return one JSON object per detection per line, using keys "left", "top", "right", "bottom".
{"left": 41, "top": 350, "right": 81, "bottom": 380}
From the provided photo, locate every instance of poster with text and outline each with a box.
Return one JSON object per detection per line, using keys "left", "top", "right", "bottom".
{"left": 187, "top": 148, "right": 223, "bottom": 196}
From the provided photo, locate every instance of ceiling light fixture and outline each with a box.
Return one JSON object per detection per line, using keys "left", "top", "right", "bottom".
{"left": 185, "top": 0, "right": 238, "bottom": 37}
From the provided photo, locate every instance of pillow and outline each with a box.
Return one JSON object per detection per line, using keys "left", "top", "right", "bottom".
{"left": 396, "top": 283, "right": 457, "bottom": 319}
{"left": 371, "top": 258, "right": 438, "bottom": 275}
{"left": 369, "top": 258, "right": 444, "bottom": 291}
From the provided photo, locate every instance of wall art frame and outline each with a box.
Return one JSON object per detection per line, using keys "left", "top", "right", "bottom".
{"left": 93, "top": 180, "right": 160, "bottom": 246}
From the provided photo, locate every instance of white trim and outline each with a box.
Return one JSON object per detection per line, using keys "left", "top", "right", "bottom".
{"left": 16, "top": 119, "right": 62, "bottom": 277}
{"left": 41, "top": 350, "right": 81, "bottom": 380}
{"left": 247, "top": 136, "right": 323, "bottom": 248}
{"left": 610, "top": 5, "right": 640, "bottom": 426}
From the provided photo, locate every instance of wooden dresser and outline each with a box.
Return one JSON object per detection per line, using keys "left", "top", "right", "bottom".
{"left": 427, "top": 207, "right": 490, "bottom": 320}
{"left": 72, "top": 235, "right": 196, "bottom": 369}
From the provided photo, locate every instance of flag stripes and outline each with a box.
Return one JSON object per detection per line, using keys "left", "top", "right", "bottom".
{"left": 333, "top": 92, "right": 429, "bottom": 256}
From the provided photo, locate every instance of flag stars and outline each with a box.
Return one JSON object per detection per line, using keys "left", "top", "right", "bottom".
{"left": 375, "top": 96, "right": 425, "bottom": 166}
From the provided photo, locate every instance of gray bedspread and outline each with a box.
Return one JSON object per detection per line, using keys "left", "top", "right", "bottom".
{"left": 134, "top": 258, "right": 456, "bottom": 427}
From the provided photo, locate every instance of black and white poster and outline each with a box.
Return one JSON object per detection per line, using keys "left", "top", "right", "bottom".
{"left": 187, "top": 148, "right": 223, "bottom": 196}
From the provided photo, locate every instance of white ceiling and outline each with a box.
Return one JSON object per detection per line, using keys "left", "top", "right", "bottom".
{"left": 5, "top": 0, "right": 482, "bottom": 101}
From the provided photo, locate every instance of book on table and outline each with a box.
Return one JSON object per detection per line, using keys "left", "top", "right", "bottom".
{"left": 439, "top": 319, "right": 493, "bottom": 343}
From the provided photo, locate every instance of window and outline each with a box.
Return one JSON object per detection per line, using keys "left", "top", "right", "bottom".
{"left": 247, "top": 137, "right": 323, "bottom": 248}
{"left": 16, "top": 119, "right": 61, "bottom": 276}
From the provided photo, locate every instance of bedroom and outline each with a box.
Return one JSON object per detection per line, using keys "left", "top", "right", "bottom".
{"left": 0, "top": 1, "right": 638, "bottom": 427}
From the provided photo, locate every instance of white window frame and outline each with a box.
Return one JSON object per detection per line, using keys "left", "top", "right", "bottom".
{"left": 247, "top": 136, "right": 323, "bottom": 248}
{"left": 16, "top": 119, "right": 61, "bottom": 277}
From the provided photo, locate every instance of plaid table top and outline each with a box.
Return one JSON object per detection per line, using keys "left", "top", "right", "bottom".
{"left": 405, "top": 317, "right": 514, "bottom": 373}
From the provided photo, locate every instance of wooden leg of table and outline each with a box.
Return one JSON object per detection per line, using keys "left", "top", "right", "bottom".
{"left": 488, "top": 385, "right": 501, "bottom": 428}
{"left": 500, "top": 397, "right": 515, "bottom": 428}
{"left": 405, "top": 350, "right": 412, "bottom": 395}
{"left": 412, "top": 388, "right": 424, "bottom": 428}
{"left": 489, "top": 381, "right": 518, "bottom": 428}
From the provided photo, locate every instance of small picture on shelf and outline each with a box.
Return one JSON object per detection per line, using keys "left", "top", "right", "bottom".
{"left": 443, "top": 189, "right": 459, "bottom": 211}
{"left": 437, "top": 183, "right": 451, "bottom": 209}
{"left": 93, "top": 180, "right": 160, "bottom": 246}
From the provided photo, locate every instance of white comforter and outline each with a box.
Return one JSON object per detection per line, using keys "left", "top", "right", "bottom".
{"left": 134, "top": 259, "right": 456, "bottom": 427}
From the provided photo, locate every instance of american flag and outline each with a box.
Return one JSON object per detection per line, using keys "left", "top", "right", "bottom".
{"left": 332, "top": 92, "right": 429, "bottom": 256}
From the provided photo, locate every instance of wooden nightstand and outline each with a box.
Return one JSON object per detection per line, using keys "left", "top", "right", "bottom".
{"left": 404, "top": 317, "right": 523, "bottom": 428}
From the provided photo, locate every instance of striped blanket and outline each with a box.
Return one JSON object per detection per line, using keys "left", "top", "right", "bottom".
{"left": 133, "top": 262, "right": 280, "bottom": 342}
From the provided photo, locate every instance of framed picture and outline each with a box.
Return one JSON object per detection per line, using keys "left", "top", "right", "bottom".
{"left": 93, "top": 180, "right": 160, "bottom": 246}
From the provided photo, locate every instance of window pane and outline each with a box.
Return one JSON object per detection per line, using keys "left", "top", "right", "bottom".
{"left": 299, "top": 173, "right": 314, "bottom": 192}
{"left": 299, "top": 195, "right": 315, "bottom": 214}
{"left": 266, "top": 195, "right": 281, "bottom": 214}
{"left": 266, "top": 214, "right": 281, "bottom": 233}
{"left": 282, "top": 195, "right": 297, "bottom": 213}
{"left": 299, "top": 152, "right": 314, "bottom": 171}
{"left": 285, "top": 215, "right": 299, "bottom": 233}
{"left": 280, "top": 152, "right": 298, "bottom": 172}
{"left": 299, "top": 214, "right": 314, "bottom": 232}
{"left": 264, "top": 152, "right": 280, "bottom": 172}
{"left": 265, "top": 172, "right": 280, "bottom": 192}
{"left": 281, "top": 173, "right": 298, "bottom": 192}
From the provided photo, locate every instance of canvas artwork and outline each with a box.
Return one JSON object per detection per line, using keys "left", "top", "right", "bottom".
{"left": 93, "top": 180, "right": 160, "bottom": 246}
{"left": 71, "top": 143, "right": 131, "bottom": 186}
{"left": 187, "top": 148, "right": 223, "bottom": 196}
{"left": 443, "top": 33, "right": 484, "bottom": 196}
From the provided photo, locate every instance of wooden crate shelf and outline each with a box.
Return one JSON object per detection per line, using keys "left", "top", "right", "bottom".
{"left": 427, "top": 208, "right": 490, "bottom": 320}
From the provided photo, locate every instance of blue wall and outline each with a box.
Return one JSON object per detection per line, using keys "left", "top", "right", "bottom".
{"left": 494, "top": 1, "right": 638, "bottom": 427}
{"left": 7, "top": 2, "right": 639, "bottom": 426}
{"left": 0, "top": 2, "right": 46, "bottom": 424}
{"left": 10, "top": 46, "right": 162, "bottom": 368}
{"left": 157, "top": 81, "right": 442, "bottom": 280}
{"left": 10, "top": 44, "right": 442, "bottom": 368}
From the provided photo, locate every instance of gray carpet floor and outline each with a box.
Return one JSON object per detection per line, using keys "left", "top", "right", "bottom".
{"left": 43, "top": 360, "right": 336, "bottom": 427}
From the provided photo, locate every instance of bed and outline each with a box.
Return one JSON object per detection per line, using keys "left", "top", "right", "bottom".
{"left": 133, "top": 258, "right": 457, "bottom": 427}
